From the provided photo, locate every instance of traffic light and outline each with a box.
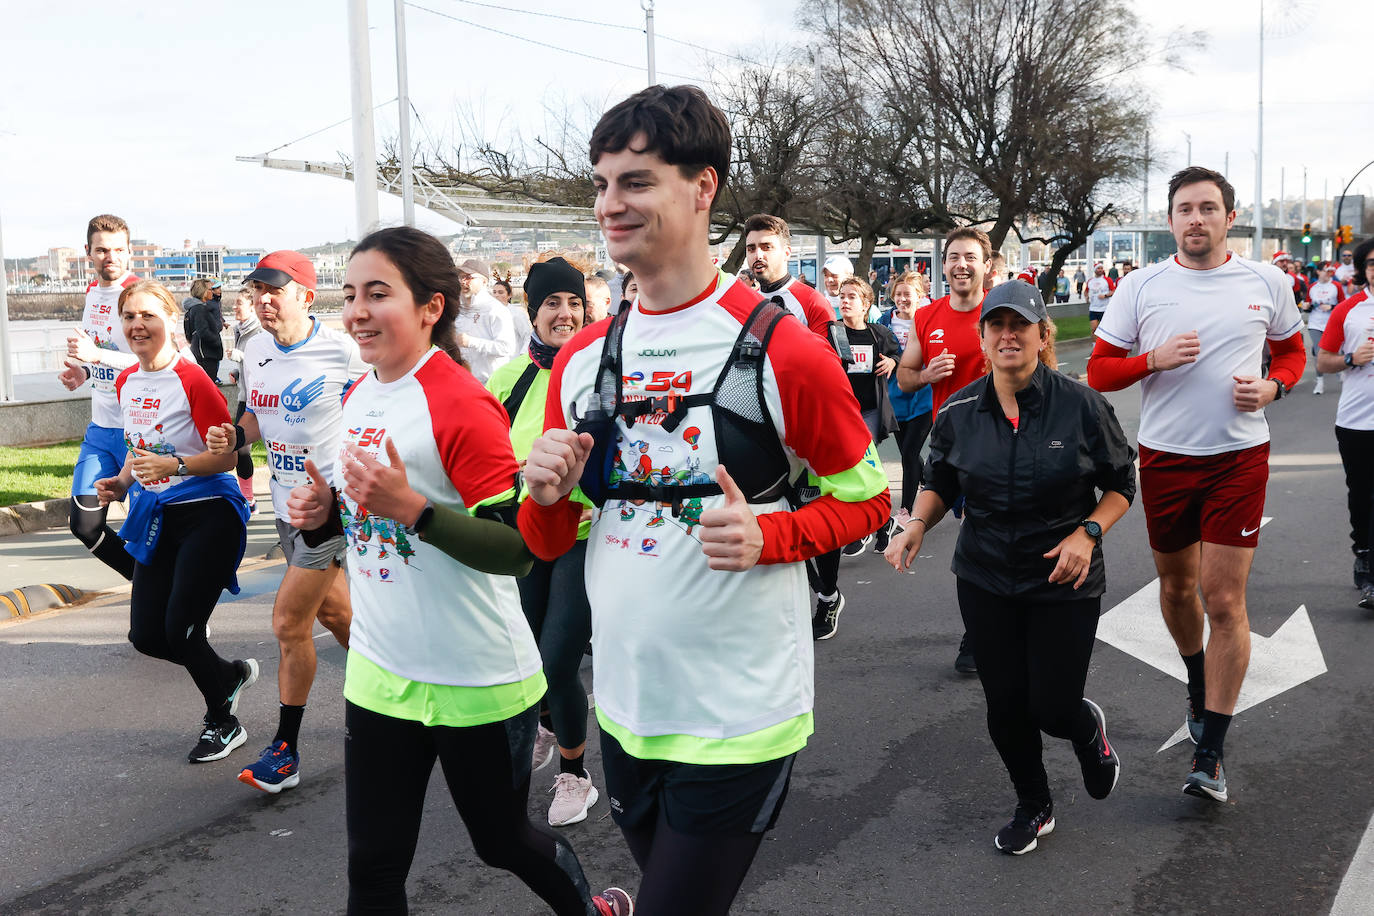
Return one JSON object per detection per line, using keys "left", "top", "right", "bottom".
{"left": 1301, "top": 222, "right": 1312, "bottom": 244}
{"left": 1342, "top": 224, "right": 1355, "bottom": 245}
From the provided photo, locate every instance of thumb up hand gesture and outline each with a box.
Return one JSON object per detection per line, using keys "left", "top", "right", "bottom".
{"left": 698, "top": 465, "right": 763, "bottom": 572}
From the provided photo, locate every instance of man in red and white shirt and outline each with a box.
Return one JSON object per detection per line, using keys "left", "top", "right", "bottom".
{"left": 519, "top": 85, "right": 888, "bottom": 915}
{"left": 1316, "top": 240, "right": 1374, "bottom": 608}
{"left": 59, "top": 214, "right": 141, "bottom": 580}
{"left": 1087, "top": 166, "right": 1306, "bottom": 803}
{"left": 744, "top": 213, "right": 834, "bottom": 337}
{"left": 1273, "top": 251, "right": 1309, "bottom": 306}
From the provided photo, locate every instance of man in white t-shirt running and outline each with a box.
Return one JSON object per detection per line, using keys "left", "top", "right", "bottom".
{"left": 1335, "top": 249, "right": 1356, "bottom": 295}
{"left": 1306, "top": 263, "right": 1345, "bottom": 395}
{"left": 455, "top": 258, "right": 517, "bottom": 381}
{"left": 1085, "top": 264, "right": 1114, "bottom": 333}
{"left": 204, "top": 251, "right": 363, "bottom": 794}
{"left": 1087, "top": 166, "right": 1306, "bottom": 803}
{"left": 58, "top": 214, "right": 141, "bottom": 580}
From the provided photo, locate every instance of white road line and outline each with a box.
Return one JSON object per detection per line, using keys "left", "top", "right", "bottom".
{"left": 1330, "top": 811, "right": 1374, "bottom": 915}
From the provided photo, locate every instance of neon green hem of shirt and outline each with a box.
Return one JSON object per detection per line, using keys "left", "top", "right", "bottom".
{"left": 595, "top": 709, "right": 813, "bottom": 765}
{"left": 344, "top": 649, "right": 547, "bottom": 728}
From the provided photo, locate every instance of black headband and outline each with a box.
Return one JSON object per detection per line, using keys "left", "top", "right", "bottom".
{"left": 525, "top": 258, "right": 587, "bottom": 319}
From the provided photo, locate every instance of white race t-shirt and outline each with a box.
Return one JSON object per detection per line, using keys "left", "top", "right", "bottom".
{"left": 1320, "top": 291, "right": 1374, "bottom": 430}
{"left": 338, "top": 348, "right": 540, "bottom": 688}
{"left": 1096, "top": 253, "right": 1304, "bottom": 456}
{"left": 241, "top": 319, "right": 367, "bottom": 520}
{"left": 1307, "top": 280, "right": 1343, "bottom": 333}
{"left": 115, "top": 354, "right": 231, "bottom": 494}
{"left": 82, "top": 275, "right": 140, "bottom": 428}
{"left": 454, "top": 290, "right": 517, "bottom": 382}
{"left": 1086, "top": 276, "right": 1113, "bottom": 314}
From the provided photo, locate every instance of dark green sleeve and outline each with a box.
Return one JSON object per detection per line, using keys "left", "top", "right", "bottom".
{"left": 418, "top": 500, "right": 534, "bottom": 577}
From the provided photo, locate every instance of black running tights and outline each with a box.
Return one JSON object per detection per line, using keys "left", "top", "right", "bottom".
{"left": 956, "top": 578, "right": 1100, "bottom": 804}
{"left": 806, "top": 549, "right": 841, "bottom": 596}
{"left": 895, "top": 411, "right": 933, "bottom": 513}
{"left": 127, "top": 499, "right": 241, "bottom": 722}
{"left": 1335, "top": 425, "right": 1374, "bottom": 554}
{"left": 516, "top": 539, "right": 592, "bottom": 750}
{"left": 344, "top": 701, "right": 596, "bottom": 916}
{"left": 618, "top": 808, "right": 764, "bottom": 916}
{"left": 232, "top": 400, "right": 253, "bottom": 480}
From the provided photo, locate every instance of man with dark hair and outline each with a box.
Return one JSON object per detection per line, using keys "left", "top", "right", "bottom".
{"left": 57, "top": 214, "right": 140, "bottom": 579}
{"left": 520, "top": 84, "right": 889, "bottom": 915}
{"left": 743, "top": 213, "right": 833, "bottom": 335}
{"left": 1087, "top": 166, "right": 1307, "bottom": 803}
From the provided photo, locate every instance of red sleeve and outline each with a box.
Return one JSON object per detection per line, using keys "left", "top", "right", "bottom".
{"left": 175, "top": 358, "right": 230, "bottom": 440}
{"left": 1319, "top": 299, "right": 1358, "bottom": 353}
{"left": 799, "top": 285, "right": 836, "bottom": 337}
{"left": 757, "top": 490, "right": 890, "bottom": 564}
{"left": 417, "top": 355, "right": 519, "bottom": 507}
{"left": 1086, "top": 338, "right": 1150, "bottom": 391}
{"left": 114, "top": 363, "right": 137, "bottom": 400}
{"left": 1266, "top": 331, "right": 1306, "bottom": 389}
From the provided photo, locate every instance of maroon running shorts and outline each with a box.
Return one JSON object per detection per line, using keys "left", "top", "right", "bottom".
{"left": 1138, "top": 442, "right": 1270, "bottom": 553}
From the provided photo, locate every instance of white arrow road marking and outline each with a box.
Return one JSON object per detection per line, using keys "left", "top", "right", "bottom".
{"left": 1094, "top": 517, "right": 1327, "bottom": 751}
{"left": 1331, "top": 811, "right": 1374, "bottom": 915}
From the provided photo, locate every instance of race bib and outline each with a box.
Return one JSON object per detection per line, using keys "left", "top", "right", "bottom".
{"left": 267, "top": 440, "right": 314, "bottom": 488}
{"left": 848, "top": 344, "right": 874, "bottom": 374}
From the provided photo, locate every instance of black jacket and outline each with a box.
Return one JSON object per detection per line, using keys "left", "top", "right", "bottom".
{"left": 924, "top": 362, "right": 1136, "bottom": 600}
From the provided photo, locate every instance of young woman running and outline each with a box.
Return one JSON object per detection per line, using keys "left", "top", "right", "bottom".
{"left": 94, "top": 280, "right": 258, "bottom": 763}
{"left": 486, "top": 255, "right": 600, "bottom": 828}
{"left": 287, "top": 227, "right": 630, "bottom": 916}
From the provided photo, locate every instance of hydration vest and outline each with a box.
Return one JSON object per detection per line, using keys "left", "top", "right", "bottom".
{"left": 573, "top": 298, "right": 798, "bottom": 516}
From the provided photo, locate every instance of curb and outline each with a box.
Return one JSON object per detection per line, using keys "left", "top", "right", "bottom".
{"left": 0, "top": 498, "right": 69, "bottom": 537}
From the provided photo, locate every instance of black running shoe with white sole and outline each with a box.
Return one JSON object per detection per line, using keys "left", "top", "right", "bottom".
{"left": 873, "top": 519, "right": 893, "bottom": 553}
{"left": 1073, "top": 698, "right": 1120, "bottom": 800}
{"left": 812, "top": 593, "right": 845, "bottom": 640}
{"left": 1183, "top": 749, "right": 1228, "bottom": 802}
{"left": 994, "top": 799, "right": 1055, "bottom": 855}
{"left": 226, "top": 658, "right": 260, "bottom": 717}
{"left": 189, "top": 718, "right": 247, "bottom": 763}
{"left": 954, "top": 632, "right": 976, "bottom": 674}
{"left": 841, "top": 533, "right": 873, "bottom": 557}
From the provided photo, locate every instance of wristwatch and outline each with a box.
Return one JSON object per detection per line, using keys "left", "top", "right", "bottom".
{"left": 1080, "top": 519, "right": 1103, "bottom": 545}
{"left": 1267, "top": 377, "right": 1286, "bottom": 399}
{"left": 175, "top": 457, "right": 189, "bottom": 477}
{"left": 402, "top": 500, "right": 435, "bottom": 536}
{"left": 1346, "top": 352, "right": 1357, "bottom": 368}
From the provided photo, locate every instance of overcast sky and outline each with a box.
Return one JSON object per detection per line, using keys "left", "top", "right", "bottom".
{"left": 1, "top": 0, "right": 1364, "bottom": 258}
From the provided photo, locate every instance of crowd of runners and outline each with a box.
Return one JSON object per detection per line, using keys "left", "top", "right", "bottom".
{"left": 55, "top": 84, "right": 1374, "bottom": 913}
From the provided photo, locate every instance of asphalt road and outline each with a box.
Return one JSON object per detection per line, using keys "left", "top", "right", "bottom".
{"left": 2, "top": 354, "right": 1371, "bottom": 915}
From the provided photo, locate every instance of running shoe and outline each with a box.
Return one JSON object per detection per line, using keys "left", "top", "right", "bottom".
{"left": 994, "top": 799, "right": 1055, "bottom": 855}
{"left": 532, "top": 724, "right": 559, "bottom": 773}
{"left": 873, "top": 518, "right": 893, "bottom": 553}
{"left": 1313, "top": 376, "right": 1325, "bottom": 395}
{"left": 1073, "top": 698, "right": 1120, "bottom": 800}
{"left": 237, "top": 741, "right": 301, "bottom": 793}
{"left": 1186, "top": 696, "right": 1205, "bottom": 744}
{"left": 1359, "top": 583, "right": 1374, "bottom": 611}
{"left": 812, "top": 592, "right": 845, "bottom": 640}
{"left": 1354, "top": 551, "right": 1370, "bottom": 590}
{"left": 1183, "top": 749, "right": 1228, "bottom": 802}
{"left": 548, "top": 772, "right": 599, "bottom": 827}
{"left": 592, "top": 887, "right": 634, "bottom": 915}
{"left": 188, "top": 717, "right": 247, "bottom": 763}
{"left": 226, "top": 658, "right": 260, "bottom": 718}
{"left": 954, "top": 632, "right": 977, "bottom": 674}
{"left": 841, "top": 533, "right": 873, "bottom": 557}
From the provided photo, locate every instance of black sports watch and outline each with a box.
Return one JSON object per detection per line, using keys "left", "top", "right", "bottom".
{"left": 403, "top": 500, "right": 435, "bottom": 536}
{"left": 1267, "top": 377, "right": 1286, "bottom": 399}
{"left": 1345, "top": 352, "right": 1356, "bottom": 368}
{"left": 1080, "top": 519, "right": 1103, "bottom": 545}
{"left": 175, "top": 456, "right": 190, "bottom": 477}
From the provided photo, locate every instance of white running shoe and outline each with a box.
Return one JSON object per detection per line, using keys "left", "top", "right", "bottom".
{"left": 1313, "top": 376, "right": 1325, "bottom": 395}
{"left": 532, "top": 725, "right": 558, "bottom": 772}
{"left": 548, "top": 772, "right": 599, "bottom": 826}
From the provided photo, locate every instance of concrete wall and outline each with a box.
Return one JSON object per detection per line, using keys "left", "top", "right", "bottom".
{"left": 1, "top": 384, "right": 242, "bottom": 446}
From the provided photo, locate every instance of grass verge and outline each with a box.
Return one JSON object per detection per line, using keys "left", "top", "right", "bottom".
{"left": 1054, "top": 315, "right": 1092, "bottom": 341}
{"left": 0, "top": 440, "right": 81, "bottom": 505}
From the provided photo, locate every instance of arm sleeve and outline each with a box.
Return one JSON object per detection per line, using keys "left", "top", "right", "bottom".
{"left": 1266, "top": 330, "right": 1306, "bottom": 389}
{"left": 461, "top": 306, "right": 517, "bottom": 356}
{"left": 1086, "top": 338, "right": 1150, "bottom": 392}
{"left": 421, "top": 497, "right": 533, "bottom": 577}
{"left": 756, "top": 485, "right": 890, "bottom": 565}
{"left": 514, "top": 340, "right": 587, "bottom": 560}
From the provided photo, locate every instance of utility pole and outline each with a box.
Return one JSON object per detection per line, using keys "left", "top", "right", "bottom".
{"left": 1253, "top": 3, "right": 1265, "bottom": 260}
{"left": 1142, "top": 129, "right": 1150, "bottom": 222}
{"left": 1280, "top": 166, "right": 1285, "bottom": 228}
{"left": 347, "top": 0, "right": 379, "bottom": 237}
{"left": 813, "top": 49, "right": 826, "bottom": 280}
{"left": 394, "top": 0, "right": 415, "bottom": 227}
{"left": 1301, "top": 167, "right": 1308, "bottom": 229}
{"left": 642, "top": 0, "right": 656, "bottom": 85}
{"left": 1183, "top": 130, "right": 1191, "bottom": 166}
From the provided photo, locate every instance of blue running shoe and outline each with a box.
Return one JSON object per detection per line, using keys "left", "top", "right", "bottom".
{"left": 238, "top": 741, "right": 301, "bottom": 793}
{"left": 1183, "top": 749, "right": 1227, "bottom": 802}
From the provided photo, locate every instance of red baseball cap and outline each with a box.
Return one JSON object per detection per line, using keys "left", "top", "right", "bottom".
{"left": 247, "top": 250, "right": 316, "bottom": 291}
